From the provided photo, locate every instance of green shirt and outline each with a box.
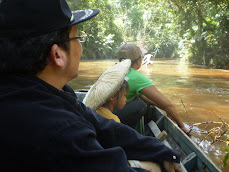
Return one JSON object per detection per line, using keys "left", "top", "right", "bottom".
{"left": 125, "top": 68, "right": 154, "bottom": 101}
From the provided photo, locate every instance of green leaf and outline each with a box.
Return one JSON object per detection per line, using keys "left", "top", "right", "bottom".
{"left": 223, "top": 152, "right": 229, "bottom": 167}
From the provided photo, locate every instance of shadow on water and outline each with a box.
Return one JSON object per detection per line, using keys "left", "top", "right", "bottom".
{"left": 68, "top": 59, "right": 229, "bottom": 171}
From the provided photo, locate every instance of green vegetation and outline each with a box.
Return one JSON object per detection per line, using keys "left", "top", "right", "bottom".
{"left": 0, "top": 0, "right": 227, "bottom": 68}
{"left": 222, "top": 146, "right": 229, "bottom": 167}
{"left": 68, "top": 0, "right": 228, "bottom": 69}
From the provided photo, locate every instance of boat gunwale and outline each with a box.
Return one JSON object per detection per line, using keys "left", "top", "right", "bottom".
{"left": 151, "top": 106, "right": 221, "bottom": 172}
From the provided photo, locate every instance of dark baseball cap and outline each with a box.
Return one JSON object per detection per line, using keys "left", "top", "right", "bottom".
{"left": 0, "top": 0, "right": 99, "bottom": 39}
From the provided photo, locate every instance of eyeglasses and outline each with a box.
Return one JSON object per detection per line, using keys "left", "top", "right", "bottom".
{"left": 67, "top": 31, "right": 87, "bottom": 43}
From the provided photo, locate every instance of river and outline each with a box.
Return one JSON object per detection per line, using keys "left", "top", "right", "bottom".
{"left": 68, "top": 59, "right": 229, "bottom": 171}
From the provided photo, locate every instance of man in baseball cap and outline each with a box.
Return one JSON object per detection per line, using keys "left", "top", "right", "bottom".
{"left": 0, "top": 1, "right": 181, "bottom": 171}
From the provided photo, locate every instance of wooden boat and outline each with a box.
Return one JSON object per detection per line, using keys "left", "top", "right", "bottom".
{"left": 75, "top": 90, "right": 221, "bottom": 172}
{"left": 146, "top": 105, "right": 221, "bottom": 172}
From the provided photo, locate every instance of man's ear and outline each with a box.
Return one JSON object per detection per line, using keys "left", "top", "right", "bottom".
{"left": 48, "top": 44, "right": 67, "bottom": 67}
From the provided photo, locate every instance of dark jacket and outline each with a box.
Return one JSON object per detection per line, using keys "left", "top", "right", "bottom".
{"left": 0, "top": 75, "right": 180, "bottom": 172}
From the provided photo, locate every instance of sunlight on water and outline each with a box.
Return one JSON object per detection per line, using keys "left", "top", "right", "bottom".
{"left": 68, "top": 59, "right": 229, "bottom": 171}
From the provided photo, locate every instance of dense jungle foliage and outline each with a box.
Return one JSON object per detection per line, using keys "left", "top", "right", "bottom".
{"left": 68, "top": 0, "right": 229, "bottom": 69}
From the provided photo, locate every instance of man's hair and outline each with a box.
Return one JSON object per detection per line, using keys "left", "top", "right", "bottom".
{"left": 0, "top": 27, "right": 71, "bottom": 75}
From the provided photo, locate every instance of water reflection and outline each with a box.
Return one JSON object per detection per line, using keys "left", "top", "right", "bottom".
{"left": 68, "top": 59, "right": 229, "bottom": 171}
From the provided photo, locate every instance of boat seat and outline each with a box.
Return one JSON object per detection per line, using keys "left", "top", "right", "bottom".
{"left": 156, "top": 130, "right": 167, "bottom": 141}
{"left": 148, "top": 120, "right": 187, "bottom": 172}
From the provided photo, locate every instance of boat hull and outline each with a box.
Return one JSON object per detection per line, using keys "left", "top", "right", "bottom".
{"left": 75, "top": 90, "right": 221, "bottom": 172}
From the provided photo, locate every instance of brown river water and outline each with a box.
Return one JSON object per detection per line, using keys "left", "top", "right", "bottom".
{"left": 68, "top": 59, "right": 229, "bottom": 171}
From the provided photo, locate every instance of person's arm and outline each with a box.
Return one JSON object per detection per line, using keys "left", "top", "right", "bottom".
{"left": 140, "top": 85, "right": 189, "bottom": 134}
{"left": 84, "top": 106, "right": 181, "bottom": 168}
{"left": 50, "top": 117, "right": 149, "bottom": 172}
{"left": 139, "top": 94, "right": 158, "bottom": 107}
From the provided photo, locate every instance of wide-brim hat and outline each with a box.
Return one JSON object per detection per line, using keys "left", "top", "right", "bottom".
{"left": 117, "top": 42, "right": 142, "bottom": 61}
{"left": 0, "top": 0, "right": 99, "bottom": 39}
{"left": 83, "top": 59, "right": 131, "bottom": 110}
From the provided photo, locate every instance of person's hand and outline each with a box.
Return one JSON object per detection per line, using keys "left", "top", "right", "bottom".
{"left": 180, "top": 126, "right": 191, "bottom": 137}
{"left": 163, "top": 161, "right": 182, "bottom": 172}
{"left": 140, "top": 161, "right": 161, "bottom": 172}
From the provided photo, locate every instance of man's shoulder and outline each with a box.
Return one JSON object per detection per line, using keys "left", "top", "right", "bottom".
{"left": 0, "top": 75, "right": 94, "bottom": 130}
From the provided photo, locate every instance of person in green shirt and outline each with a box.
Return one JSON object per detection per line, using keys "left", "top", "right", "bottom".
{"left": 114, "top": 42, "right": 189, "bottom": 135}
